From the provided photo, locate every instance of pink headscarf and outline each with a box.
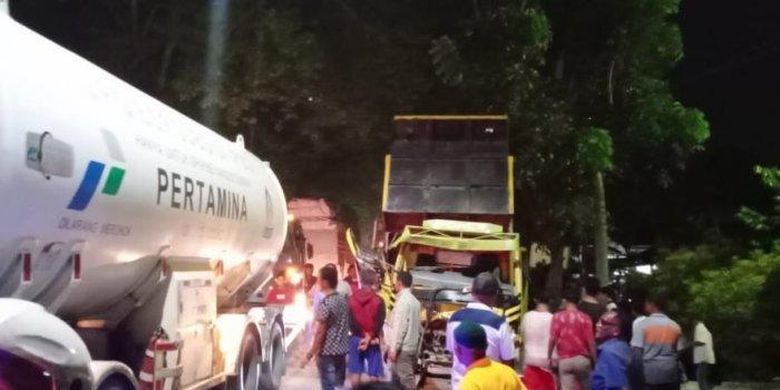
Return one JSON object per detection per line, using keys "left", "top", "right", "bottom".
{"left": 595, "top": 311, "right": 621, "bottom": 342}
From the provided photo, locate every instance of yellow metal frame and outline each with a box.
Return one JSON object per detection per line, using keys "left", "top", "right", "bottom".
{"left": 345, "top": 228, "right": 360, "bottom": 259}
{"left": 386, "top": 222, "right": 527, "bottom": 328}
{"left": 507, "top": 155, "right": 515, "bottom": 214}
{"left": 389, "top": 226, "right": 520, "bottom": 254}
{"left": 381, "top": 154, "right": 391, "bottom": 210}
{"left": 393, "top": 114, "right": 508, "bottom": 121}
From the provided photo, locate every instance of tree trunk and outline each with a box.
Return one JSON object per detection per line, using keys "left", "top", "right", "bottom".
{"left": 594, "top": 170, "right": 610, "bottom": 285}
{"left": 545, "top": 244, "right": 564, "bottom": 301}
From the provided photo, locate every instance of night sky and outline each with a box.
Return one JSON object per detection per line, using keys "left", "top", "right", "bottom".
{"left": 676, "top": 0, "right": 780, "bottom": 164}
{"left": 667, "top": 0, "right": 780, "bottom": 237}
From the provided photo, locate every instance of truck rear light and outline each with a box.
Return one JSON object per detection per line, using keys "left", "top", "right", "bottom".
{"left": 76, "top": 319, "right": 105, "bottom": 329}
{"left": 72, "top": 253, "right": 81, "bottom": 280}
{"left": 22, "top": 253, "right": 32, "bottom": 282}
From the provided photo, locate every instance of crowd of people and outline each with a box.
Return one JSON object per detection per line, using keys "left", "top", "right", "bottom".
{"left": 520, "top": 277, "right": 717, "bottom": 390}
{"left": 291, "top": 264, "right": 716, "bottom": 390}
{"left": 300, "top": 263, "right": 423, "bottom": 390}
{"left": 298, "top": 263, "right": 523, "bottom": 390}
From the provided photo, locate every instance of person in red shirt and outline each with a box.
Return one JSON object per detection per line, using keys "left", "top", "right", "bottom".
{"left": 347, "top": 269, "right": 386, "bottom": 386}
{"left": 548, "top": 290, "right": 597, "bottom": 390}
{"left": 268, "top": 270, "right": 296, "bottom": 304}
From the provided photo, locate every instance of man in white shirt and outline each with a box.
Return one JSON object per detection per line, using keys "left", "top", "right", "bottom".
{"left": 693, "top": 321, "right": 716, "bottom": 390}
{"left": 446, "top": 272, "right": 516, "bottom": 389}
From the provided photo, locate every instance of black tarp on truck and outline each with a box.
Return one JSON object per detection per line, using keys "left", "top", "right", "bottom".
{"left": 379, "top": 115, "right": 514, "bottom": 244}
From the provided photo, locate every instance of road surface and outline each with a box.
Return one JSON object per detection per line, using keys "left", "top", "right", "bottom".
{"left": 279, "top": 329, "right": 320, "bottom": 389}
{"left": 280, "top": 328, "right": 451, "bottom": 389}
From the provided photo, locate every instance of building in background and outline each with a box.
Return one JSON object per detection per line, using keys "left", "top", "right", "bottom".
{"left": 288, "top": 198, "right": 353, "bottom": 275}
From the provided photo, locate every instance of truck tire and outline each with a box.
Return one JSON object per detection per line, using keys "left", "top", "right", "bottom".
{"left": 227, "top": 329, "right": 262, "bottom": 390}
{"left": 258, "top": 321, "right": 284, "bottom": 390}
{"left": 96, "top": 374, "right": 134, "bottom": 390}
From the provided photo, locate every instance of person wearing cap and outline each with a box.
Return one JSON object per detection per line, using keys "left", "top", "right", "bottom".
{"left": 347, "top": 268, "right": 386, "bottom": 386}
{"left": 591, "top": 311, "right": 632, "bottom": 390}
{"left": 446, "top": 272, "right": 516, "bottom": 389}
{"left": 455, "top": 321, "right": 526, "bottom": 390}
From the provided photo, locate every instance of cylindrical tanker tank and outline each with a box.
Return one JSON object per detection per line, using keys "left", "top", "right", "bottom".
{"left": 0, "top": 13, "right": 287, "bottom": 321}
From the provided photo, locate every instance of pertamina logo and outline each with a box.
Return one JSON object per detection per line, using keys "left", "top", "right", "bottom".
{"left": 67, "top": 161, "right": 126, "bottom": 211}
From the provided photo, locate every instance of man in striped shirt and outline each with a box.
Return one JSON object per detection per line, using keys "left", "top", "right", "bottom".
{"left": 631, "top": 295, "right": 682, "bottom": 390}
{"left": 446, "top": 272, "right": 516, "bottom": 389}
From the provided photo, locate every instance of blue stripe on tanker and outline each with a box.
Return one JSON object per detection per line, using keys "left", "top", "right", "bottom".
{"left": 67, "top": 161, "right": 106, "bottom": 211}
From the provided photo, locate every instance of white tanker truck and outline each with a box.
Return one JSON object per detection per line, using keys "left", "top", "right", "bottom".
{"left": 0, "top": 4, "right": 306, "bottom": 389}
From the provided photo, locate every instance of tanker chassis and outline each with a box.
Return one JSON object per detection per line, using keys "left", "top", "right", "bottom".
{"left": 0, "top": 5, "right": 304, "bottom": 389}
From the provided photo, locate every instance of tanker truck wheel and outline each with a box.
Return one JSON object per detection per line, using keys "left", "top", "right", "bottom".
{"left": 227, "top": 323, "right": 284, "bottom": 390}
{"left": 227, "top": 330, "right": 262, "bottom": 390}
{"left": 96, "top": 374, "right": 134, "bottom": 390}
{"left": 258, "top": 322, "right": 285, "bottom": 390}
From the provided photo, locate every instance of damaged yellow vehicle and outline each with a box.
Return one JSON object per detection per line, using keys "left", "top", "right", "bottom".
{"left": 353, "top": 115, "right": 527, "bottom": 387}
{"left": 383, "top": 219, "right": 526, "bottom": 386}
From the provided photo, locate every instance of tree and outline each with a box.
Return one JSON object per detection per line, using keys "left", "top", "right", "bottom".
{"left": 643, "top": 242, "right": 780, "bottom": 380}
{"left": 541, "top": 0, "right": 710, "bottom": 285}
{"left": 577, "top": 128, "right": 614, "bottom": 283}
{"left": 738, "top": 166, "right": 780, "bottom": 246}
{"left": 643, "top": 165, "right": 780, "bottom": 380}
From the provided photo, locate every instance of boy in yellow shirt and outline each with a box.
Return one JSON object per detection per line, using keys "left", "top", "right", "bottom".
{"left": 454, "top": 321, "right": 527, "bottom": 390}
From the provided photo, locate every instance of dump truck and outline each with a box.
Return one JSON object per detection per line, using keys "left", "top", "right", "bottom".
{"left": 0, "top": 7, "right": 309, "bottom": 389}
{"left": 373, "top": 115, "right": 526, "bottom": 386}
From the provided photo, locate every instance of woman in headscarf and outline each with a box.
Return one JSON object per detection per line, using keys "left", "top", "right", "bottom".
{"left": 591, "top": 311, "right": 632, "bottom": 390}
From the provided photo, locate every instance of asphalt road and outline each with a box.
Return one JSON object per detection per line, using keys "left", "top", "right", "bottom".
{"left": 279, "top": 333, "right": 321, "bottom": 389}
{"left": 279, "top": 330, "right": 452, "bottom": 390}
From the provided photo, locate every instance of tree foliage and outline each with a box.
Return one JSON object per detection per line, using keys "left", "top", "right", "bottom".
{"left": 540, "top": 0, "right": 710, "bottom": 246}
{"left": 12, "top": 0, "right": 709, "bottom": 269}
{"left": 689, "top": 248, "right": 779, "bottom": 324}
{"left": 577, "top": 127, "right": 614, "bottom": 173}
{"left": 643, "top": 166, "right": 780, "bottom": 380}
{"left": 738, "top": 166, "right": 780, "bottom": 241}
{"left": 645, "top": 244, "right": 780, "bottom": 380}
